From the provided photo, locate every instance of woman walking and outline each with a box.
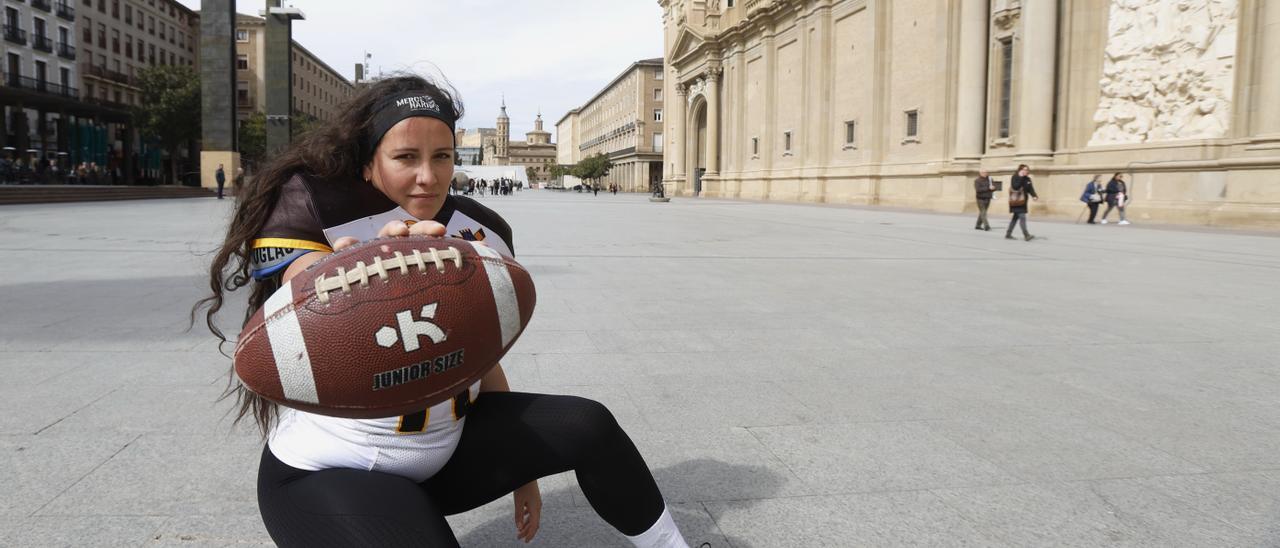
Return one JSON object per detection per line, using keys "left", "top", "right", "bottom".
{"left": 1006, "top": 164, "right": 1039, "bottom": 241}
{"left": 1080, "top": 174, "right": 1104, "bottom": 224}
{"left": 1100, "top": 172, "right": 1130, "bottom": 225}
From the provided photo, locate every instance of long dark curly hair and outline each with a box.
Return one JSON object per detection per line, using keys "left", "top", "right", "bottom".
{"left": 191, "top": 73, "right": 464, "bottom": 435}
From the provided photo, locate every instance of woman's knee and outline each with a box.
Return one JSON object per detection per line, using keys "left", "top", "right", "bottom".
{"left": 560, "top": 395, "right": 621, "bottom": 437}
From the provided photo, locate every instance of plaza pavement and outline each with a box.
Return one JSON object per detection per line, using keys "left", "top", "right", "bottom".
{"left": 1, "top": 190, "right": 1279, "bottom": 547}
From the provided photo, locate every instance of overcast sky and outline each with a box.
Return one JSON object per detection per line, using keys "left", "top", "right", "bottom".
{"left": 178, "top": 1, "right": 666, "bottom": 138}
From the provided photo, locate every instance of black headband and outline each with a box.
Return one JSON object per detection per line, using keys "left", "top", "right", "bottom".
{"left": 364, "top": 91, "right": 457, "bottom": 160}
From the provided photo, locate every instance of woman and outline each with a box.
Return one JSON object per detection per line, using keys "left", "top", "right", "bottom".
{"left": 1006, "top": 164, "right": 1039, "bottom": 241}
{"left": 193, "top": 74, "right": 690, "bottom": 548}
{"left": 1101, "top": 172, "right": 1130, "bottom": 225}
{"left": 1080, "top": 174, "right": 1104, "bottom": 224}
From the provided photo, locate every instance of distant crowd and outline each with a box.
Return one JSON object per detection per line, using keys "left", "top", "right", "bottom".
{"left": 455, "top": 177, "right": 523, "bottom": 196}
{"left": 973, "top": 165, "right": 1132, "bottom": 241}
{"left": 0, "top": 156, "right": 126, "bottom": 186}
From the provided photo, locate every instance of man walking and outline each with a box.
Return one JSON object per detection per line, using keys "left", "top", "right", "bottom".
{"left": 973, "top": 169, "right": 995, "bottom": 231}
{"left": 215, "top": 164, "right": 226, "bottom": 200}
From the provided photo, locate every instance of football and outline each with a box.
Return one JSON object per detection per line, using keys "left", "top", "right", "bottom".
{"left": 233, "top": 236, "right": 536, "bottom": 419}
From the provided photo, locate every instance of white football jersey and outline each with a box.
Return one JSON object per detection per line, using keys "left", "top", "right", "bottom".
{"left": 268, "top": 382, "right": 481, "bottom": 482}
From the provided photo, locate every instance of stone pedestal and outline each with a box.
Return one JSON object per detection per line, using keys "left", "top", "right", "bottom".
{"left": 200, "top": 150, "right": 240, "bottom": 192}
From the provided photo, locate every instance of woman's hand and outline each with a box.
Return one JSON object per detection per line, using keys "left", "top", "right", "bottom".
{"left": 513, "top": 480, "right": 542, "bottom": 543}
{"left": 331, "top": 219, "right": 447, "bottom": 252}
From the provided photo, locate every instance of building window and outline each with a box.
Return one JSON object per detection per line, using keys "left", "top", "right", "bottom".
{"left": 125, "top": 5, "right": 131, "bottom": 24}
{"left": 751, "top": 136, "right": 759, "bottom": 157}
{"left": 727, "top": 0, "right": 735, "bottom": 7}
{"left": 236, "top": 54, "right": 248, "bottom": 70}
{"left": 111, "top": 29, "right": 119, "bottom": 53}
{"left": 998, "top": 37, "right": 1013, "bottom": 139}
{"left": 97, "top": 23, "right": 105, "bottom": 48}
{"left": 905, "top": 110, "right": 919, "bottom": 139}
{"left": 236, "top": 80, "right": 249, "bottom": 106}
{"left": 844, "top": 120, "right": 857, "bottom": 148}
{"left": 654, "top": 69, "right": 663, "bottom": 80}
{"left": 82, "top": 17, "right": 91, "bottom": 42}
{"left": 653, "top": 133, "right": 663, "bottom": 152}
{"left": 653, "top": 109, "right": 662, "bottom": 122}
{"left": 783, "top": 131, "right": 793, "bottom": 154}
{"left": 654, "top": 88, "right": 662, "bottom": 101}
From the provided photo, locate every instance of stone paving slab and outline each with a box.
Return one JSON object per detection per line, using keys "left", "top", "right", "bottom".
{"left": 2, "top": 192, "right": 1279, "bottom": 546}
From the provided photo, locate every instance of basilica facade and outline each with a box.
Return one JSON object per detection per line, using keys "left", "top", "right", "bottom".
{"left": 659, "top": 0, "right": 1280, "bottom": 228}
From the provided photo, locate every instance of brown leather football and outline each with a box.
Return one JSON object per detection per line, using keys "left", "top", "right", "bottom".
{"left": 233, "top": 236, "right": 535, "bottom": 419}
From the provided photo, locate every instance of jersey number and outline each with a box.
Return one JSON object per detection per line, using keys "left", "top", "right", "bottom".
{"left": 395, "top": 391, "right": 474, "bottom": 434}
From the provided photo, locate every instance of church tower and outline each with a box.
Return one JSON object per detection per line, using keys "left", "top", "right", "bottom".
{"left": 526, "top": 111, "right": 551, "bottom": 145}
{"left": 496, "top": 96, "right": 510, "bottom": 162}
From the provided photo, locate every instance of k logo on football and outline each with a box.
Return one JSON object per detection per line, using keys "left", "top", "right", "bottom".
{"left": 375, "top": 303, "right": 447, "bottom": 352}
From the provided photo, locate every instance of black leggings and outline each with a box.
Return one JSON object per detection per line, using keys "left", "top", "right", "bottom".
{"left": 257, "top": 392, "right": 665, "bottom": 547}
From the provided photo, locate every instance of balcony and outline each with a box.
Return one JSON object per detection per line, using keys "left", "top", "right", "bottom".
{"left": 56, "top": 41, "right": 75, "bottom": 60}
{"left": 2, "top": 72, "right": 79, "bottom": 99}
{"left": 32, "top": 35, "right": 53, "bottom": 53}
{"left": 81, "top": 63, "right": 137, "bottom": 87}
{"left": 3, "top": 25, "right": 27, "bottom": 46}
{"left": 32, "top": 0, "right": 52, "bottom": 13}
{"left": 54, "top": 1, "right": 75, "bottom": 20}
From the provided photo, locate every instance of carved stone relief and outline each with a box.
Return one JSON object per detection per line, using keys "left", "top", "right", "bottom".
{"left": 687, "top": 77, "right": 707, "bottom": 105}
{"left": 1089, "top": 0, "right": 1238, "bottom": 145}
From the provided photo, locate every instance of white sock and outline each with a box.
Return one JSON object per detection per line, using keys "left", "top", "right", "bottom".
{"left": 625, "top": 505, "right": 689, "bottom": 548}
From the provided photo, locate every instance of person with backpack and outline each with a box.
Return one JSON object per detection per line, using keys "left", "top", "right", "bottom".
{"left": 1005, "top": 164, "right": 1039, "bottom": 241}
{"left": 1080, "top": 174, "right": 1105, "bottom": 224}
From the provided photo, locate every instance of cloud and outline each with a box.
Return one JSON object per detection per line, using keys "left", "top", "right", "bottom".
{"left": 180, "top": 0, "right": 665, "bottom": 137}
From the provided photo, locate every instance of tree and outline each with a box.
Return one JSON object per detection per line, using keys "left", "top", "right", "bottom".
{"left": 572, "top": 153, "right": 613, "bottom": 187}
{"left": 291, "top": 113, "right": 320, "bottom": 141}
{"left": 238, "top": 111, "right": 266, "bottom": 172}
{"left": 133, "top": 65, "right": 201, "bottom": 185}
{"left": 526, "top": 165, "right": 537, "bottom": 182}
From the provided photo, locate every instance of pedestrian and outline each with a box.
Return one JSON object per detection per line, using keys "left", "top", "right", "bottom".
{"left": 1100, "top": 172, "right": 1130, "bottom": 225}
{"left": 1005, "top": 164, "right": 1039, "bottom": 241}
{"left": 215, "top": 163, "right": 226, "bottom": 199}
{"left": 593, "top": 183, "right": 599, "bottom": 196}
{"left": 1080, "top": 174, "right": 1104, "bottom": 224}
{"left": 973, "top": 169, "right": 995, "bottom": 231}
{"left": 192, "top": 74, "right": 691, "bottom": 548}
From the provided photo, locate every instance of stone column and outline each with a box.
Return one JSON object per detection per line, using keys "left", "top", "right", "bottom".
{"left": 954, "top": 0, "right": 989, "bottom": 161}
{"left": 199, "top": 0, "right": 238, "bottom": 190}
{"left": 706, "top": 67, "right": 721, "bottom": 175}
{"left": 1015, "top": 0, "right": 1057, "bottom": 160}
{"left": 264, "top": 0, "right": 299, "bottom": 154}
{"left": 673, "top": 83, "right": 687, "bottom": 182}
{"left": 1252, "top": 0, "right": 1280, "bottom": 142}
